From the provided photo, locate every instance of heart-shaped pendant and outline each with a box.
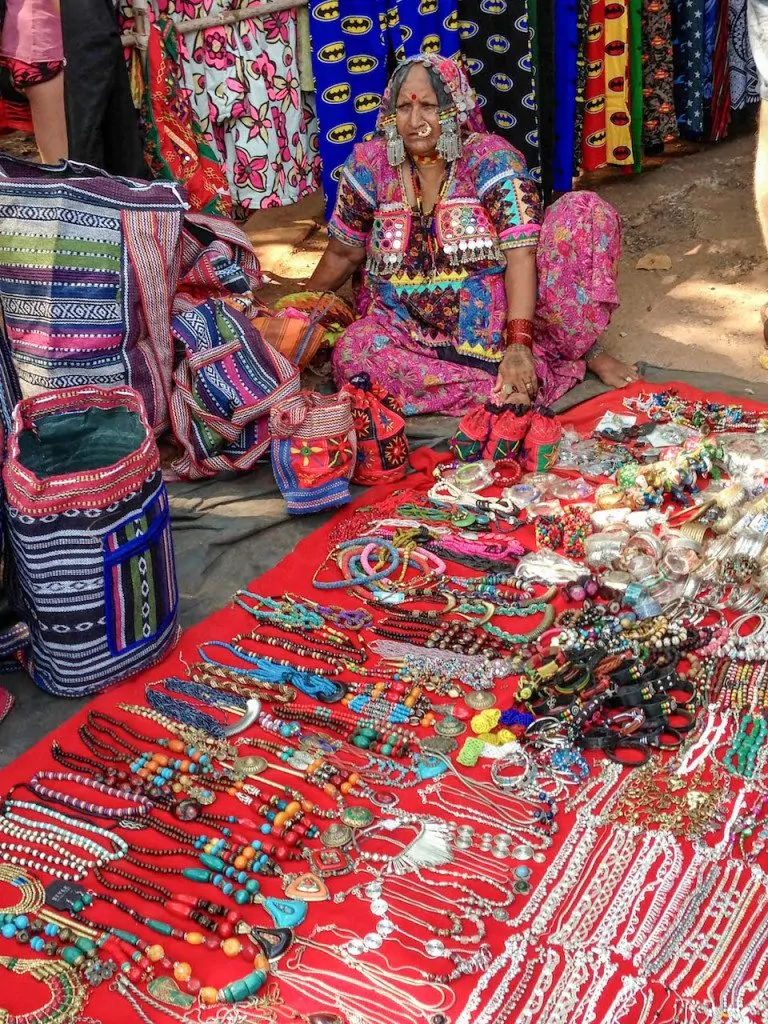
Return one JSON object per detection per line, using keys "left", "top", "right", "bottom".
{"left": 147, "top": 976, "right": 195, "bottom": 1009}
{"left": 263, "top": 896, "right": 307, "bottom": 928}
{"left": 282, "top": 872, "right": 329, "bottom": 902}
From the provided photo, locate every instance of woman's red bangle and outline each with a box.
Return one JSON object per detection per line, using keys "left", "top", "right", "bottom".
{"left": 506, "top": 318, "right": 534, "bottom": 350}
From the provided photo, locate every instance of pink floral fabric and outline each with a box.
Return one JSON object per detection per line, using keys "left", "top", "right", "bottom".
{"left": 137, "top": 1, "right": 320, "bottom": 215}
{"left": 332, "top": 190, "right": 622, "bottom": 416}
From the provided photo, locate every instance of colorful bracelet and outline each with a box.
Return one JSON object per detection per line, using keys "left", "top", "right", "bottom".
{"left": 506, "top": 318, "right": 534, "bottom": 350}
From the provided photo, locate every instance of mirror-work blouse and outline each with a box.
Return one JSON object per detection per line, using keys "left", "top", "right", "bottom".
{"left": 328, "top": 133, "right": 542, "bottom": 369}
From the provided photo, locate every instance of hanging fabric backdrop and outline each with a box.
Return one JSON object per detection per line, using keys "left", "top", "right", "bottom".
{"left": 113, "top": 0, "right": 761, "bottom": 213}
{"left": 308, "top": 0, "right": 461, "bottom": 217}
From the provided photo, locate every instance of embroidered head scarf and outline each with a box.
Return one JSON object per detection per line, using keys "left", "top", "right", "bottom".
{"left": 377, "top": 54, "right": 486, "bottom": 166}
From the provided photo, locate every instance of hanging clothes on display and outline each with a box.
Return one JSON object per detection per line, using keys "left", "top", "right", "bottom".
{"left": 532, "top": 0, "right": 555, "bottom": 200}
{"left": 671, "top": 0, "right": 706, "bottom": 137}
{"left": 149, "top": 1, "right": 319, "bottom": 217}
{"left": 581, "top": 0, "right": 607, "bottom": 172}
{"left": 457, "top": 0, "right": 540, "bottom": 182}
{"left": 641, "top": 0, "right": 678, "bottom": 152}
{"left": 628, "top": 0, "right": 643, "bottom": 169}
{"left": 140, "top": 18, "right": 232, "bottom": 218}
{"left": 552, "top": 1, "right": 579, "bottom": 191}
{"left": 572, "top": 0, "right": 591, "bottom": 173}
{"left": 309, "top": 0, "right": 459, "bottom": 217}
{"left": 301, "top": 0, "right": 761, "bottom": 212}
{"left": 729, "top": 0, "right": 760, "bottom": 111}
{"left": 709, "top": 0, "right": 731, "bottom": 139}
{"left": 603, "top": 0, "right": 633, "bottom": 166}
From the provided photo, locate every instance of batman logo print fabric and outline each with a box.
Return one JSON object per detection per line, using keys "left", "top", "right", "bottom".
{"left": 310, "top": 0, "right": 460, "bottom": 217}
{"left": 456, "top": 0, "right": 540, "bottom": 181}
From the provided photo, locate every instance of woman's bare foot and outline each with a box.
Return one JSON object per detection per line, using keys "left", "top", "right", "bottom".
{"left": 587, "top": 352, "right": 640, "bottom": 390}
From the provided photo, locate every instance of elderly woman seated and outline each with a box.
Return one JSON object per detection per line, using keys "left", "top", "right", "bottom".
{"left": 308, "top": 53, "right": 638, "bottom": 417}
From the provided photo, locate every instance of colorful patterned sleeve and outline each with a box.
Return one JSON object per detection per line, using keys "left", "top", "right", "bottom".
{"left": 472, "top": 137, "right": 542, "bottom": 252}
{"left": 327, "top": 144, "right": 377, "bottom": 249}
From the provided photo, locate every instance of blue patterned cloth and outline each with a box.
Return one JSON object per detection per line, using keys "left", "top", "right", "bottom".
{"left": 552, "top": 1, "right": 579, "bottom": 190}
{"left": 309, "top": 0, "right": 460, "bottom": 217}
{"left": 672, "top": 0, "right": 706, "bottom": 137}
{"left": 457, "top": 0, "right": 540, "bottom": 183}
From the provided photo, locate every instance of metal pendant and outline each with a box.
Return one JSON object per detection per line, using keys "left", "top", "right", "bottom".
{"left": 340, "top": 805, "right": 374, "bottom": 828}
{"left": 369, "top": 790, "right": 398, "bottom": 807}
{"left": 425, "top": 939, "right": 446, "bottom": 958}
{"left": 420, "top": 736, "right": 458, "bottom": 755}
{"left": 465, "top": 690, "right": 496, "bottom": 711}
{"left": 233, "top": 754, "right": 269, "bottom": 776}
{"left": 187, "top": 786, "right": 215, "bottom": 806}
{"left": 435, "top": 716, "right": 467, "bottom": 737}
{"left": 222, "top": 697, "right": 261, "bottom": 737}
{"left": 320, "top": 823, "right": 353, "bottom": 848}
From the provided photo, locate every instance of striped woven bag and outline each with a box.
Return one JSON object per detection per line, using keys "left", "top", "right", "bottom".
{"left": 3, "top": 385, "right": 180, "bottom": 696}
{"left": 0, "top": 154, "right": 185, "bottom": 434}
{"left": 168, "top": 299, "right": 300, "bottom": 480}
{"left": 270, "top": 391, "right": 356, "bottom": 515}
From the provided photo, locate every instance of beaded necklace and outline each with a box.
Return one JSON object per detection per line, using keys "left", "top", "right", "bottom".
{"left": 187, "top": 660, "right": 295, "bottom": 705}
{"left": 28, "top": 771, "right": 154, "bottom": 820}
{"left": 0, "top": 955, "right": 86, "bottom": 1024}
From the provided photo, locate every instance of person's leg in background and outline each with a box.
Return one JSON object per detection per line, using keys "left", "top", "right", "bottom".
{"left": 0, "top": 0, "right": 67, "bottom": 162}
{"left": 59, "top": 0, "right": 145, "bottom": 176}
{"left": 23, "top": 65, "right": 67, "bottom": 162}
{"left": 747, "top": 0, "right": 768, "bottom": 343}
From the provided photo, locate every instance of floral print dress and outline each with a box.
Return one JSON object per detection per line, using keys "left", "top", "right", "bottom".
{"left": 143, "top": 0, "right": 320, "bottom": 216}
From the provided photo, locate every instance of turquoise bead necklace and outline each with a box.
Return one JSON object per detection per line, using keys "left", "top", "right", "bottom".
{"left": 724, "top": 712, "right": 768, "bottom": 778}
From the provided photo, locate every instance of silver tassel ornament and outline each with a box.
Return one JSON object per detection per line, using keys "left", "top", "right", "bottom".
{"left": 381, "top": 815, "right": 454, "bottom": 875}
{"left": 385, "top": 122, "right": 406, "bottom": 167}
{"left": 437, "top": 115, "right": 461, "bottom": 162}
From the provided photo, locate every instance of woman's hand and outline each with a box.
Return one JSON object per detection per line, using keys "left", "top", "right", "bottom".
{"left": 492, "top": 345, "right": 539, "bottom": 404}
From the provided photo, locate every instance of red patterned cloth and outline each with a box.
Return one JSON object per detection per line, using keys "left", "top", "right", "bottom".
{"left": 141, "top": 19, "right": 232, "bottom": 218}
{"left": 1, "top": 56, "right": 63, "bottom": 89}
{"left": 450, "top": 402, "right": 532, "bottom": 462}
{"left": 341, "top": 373, "right": 409, "bottom": 485}
{"left": 0, "top": 685, "right": 14, "bottom": 725}
{"left": 521, "top": 407, "right": 563, "bottom": 471}
{"left": 581, "top": 0, "right": 608, "bottom": 171}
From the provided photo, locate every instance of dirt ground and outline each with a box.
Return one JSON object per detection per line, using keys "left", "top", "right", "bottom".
{"left": 244, "top": 129, "right": 768, "bottom": 386}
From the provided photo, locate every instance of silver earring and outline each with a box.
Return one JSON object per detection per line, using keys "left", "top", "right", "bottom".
{"left": 385, "top": 122, "right": 406, "bottom": 167}
{"left": 437, "top": 117, "right": 461, "bottom": 162}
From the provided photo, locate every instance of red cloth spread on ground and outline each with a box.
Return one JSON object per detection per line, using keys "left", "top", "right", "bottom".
{"left": 1, "top": 380, "right": 762, "bottom": 1022}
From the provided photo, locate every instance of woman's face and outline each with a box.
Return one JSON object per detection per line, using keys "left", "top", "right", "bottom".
{"left": 395, "top": 65, "right": 442, "bottom": 158}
